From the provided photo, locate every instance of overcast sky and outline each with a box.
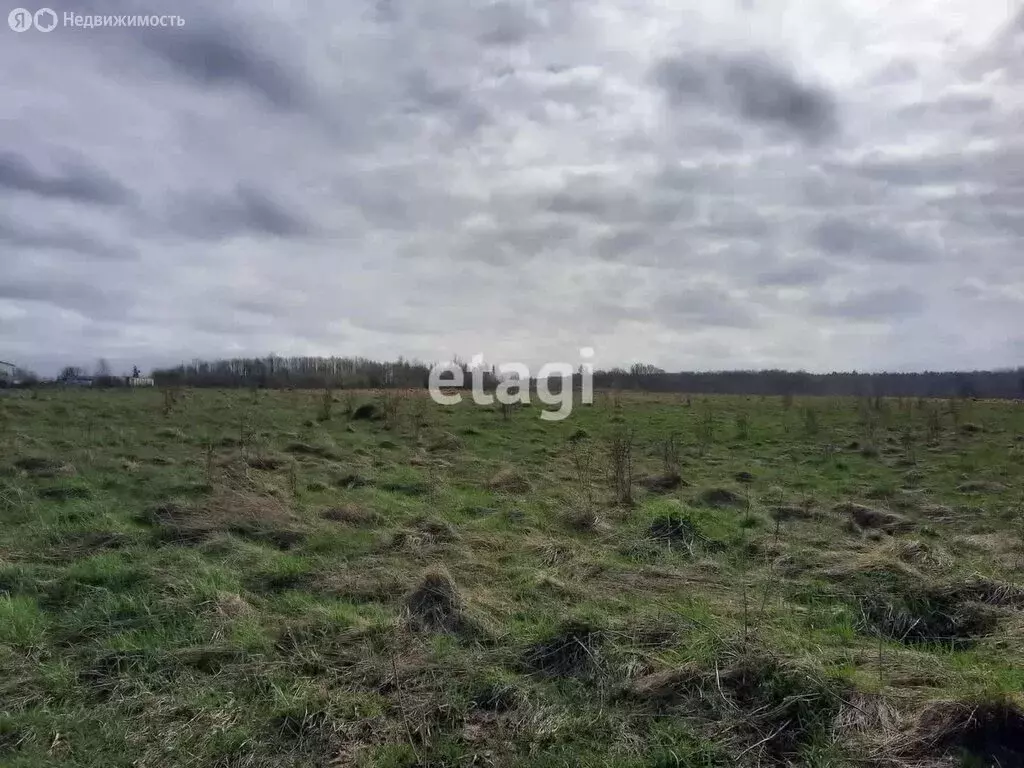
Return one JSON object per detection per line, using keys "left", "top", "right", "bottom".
{"left": 2, "top": 0, "right": 1022, "bottom": 376}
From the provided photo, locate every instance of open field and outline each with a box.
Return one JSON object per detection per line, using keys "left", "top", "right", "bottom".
{"left": 0, "top": 388, "right": 1022, "bottom": 767}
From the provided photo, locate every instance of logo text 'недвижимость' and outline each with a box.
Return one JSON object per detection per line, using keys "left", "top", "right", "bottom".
{"left": 8, "top": 8, "right": 185, "bottom": 32}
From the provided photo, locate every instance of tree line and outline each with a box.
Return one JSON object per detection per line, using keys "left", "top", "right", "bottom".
{"left": 148, "top": 355, "right": 1024, "bottom": 400}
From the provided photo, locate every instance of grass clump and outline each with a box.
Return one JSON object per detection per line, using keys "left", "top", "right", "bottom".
{"left": 521, "top": 621, "right": 605, "bottom": 679}
{"left": 137, "top": 490, "right": 305, "bottom": 549}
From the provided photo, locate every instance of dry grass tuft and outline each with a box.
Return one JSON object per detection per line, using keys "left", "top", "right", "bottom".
{"left": 560, "top": 508, "right": 600, "bottom": 532}
{"left": 246, "top": 453, "right": 288, "bottom": 471}
{"left": 404, "top": 566, "right": 477, "bottom": 637}
{"left": 486, "top": 467, "right": 532, "bottom": 494}
{"left": 624, "top": 649, "right": 844, "bottom": 765}
{"left": 888, "top": 696, "right": 1024, "bottom": 767}
{"left": 640, "top": 472, "right": 685, "bottom": 493}
{"left": 835, "top": 502, "right": 913, "bottom": 534}
{"left": 319, "top": 504, "right": 381, "bottom": 526}
{"left": 428, "top": 432, "right": 462, "bottom": 452}
{"left": 521, "top": 621, "right": 604, "bottom": 679}
{"left": 696, "top": 487, "right": 746, "bottom": 508}
{"left": 138, "top": 490, "right": 305, "bottom": 549}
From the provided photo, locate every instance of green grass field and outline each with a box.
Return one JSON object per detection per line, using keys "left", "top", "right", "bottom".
{"left": 0, "top": 388, "right": 1022, "bottom": 767}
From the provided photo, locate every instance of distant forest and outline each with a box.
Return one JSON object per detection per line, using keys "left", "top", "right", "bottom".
{"left": 151, "top": 356, "right": 1024, "bottom": 400}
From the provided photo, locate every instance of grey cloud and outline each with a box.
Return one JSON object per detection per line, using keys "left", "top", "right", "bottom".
{"left": 138, "top": 22, "right": 306, "bottom": 110}
{"left": 654, "top": 284, "right": 757, "bottom": 329}
{"left": 0, "top": 152, "right": 130, "bottom": 206}
{"left": 813, "top": 287, "right": 925, "bottom": 320}
{"left": 811, "top": 216, "right": 935, "bottom": 264}
{"left": 165, "top": 185, "right": 313, "bottom": 240}
{"left": 401, "top": 72, "right": 491, "bottom": 135}
{"left": 653, "top": 51, "right": 838, "bottom": 141}
{"left": 897, "top": 92, "right": 994, "bottom": 120}
{"left": 842, "top": 155, "right": 972, "bottom": 187}
{"left": 477, "top": 1, "right": 544, "bottom": 46}
{"left": 0, "top": 277, "right": 131, "bottom": 320}
{"left": 1, "top": 1, "right": 1021, "bottom": 375}
{"left": 0, "top": 215, "right": 135, "bottom": 261}
{"left": 757, "top": 259, "right": 839, "bottom": 287}
{"left": 464, "top": 219, "right": 580, "bottom": 263}
{"left": 595, "top": 229, "right": 652, "bottom": 261}
{"left": 546, "top": 174, "right": 696, "bottom": 226}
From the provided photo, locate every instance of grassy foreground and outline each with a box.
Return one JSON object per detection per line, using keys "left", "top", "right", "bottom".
{"left": 0, "top": 387, "right": 1022, "bottom": 767}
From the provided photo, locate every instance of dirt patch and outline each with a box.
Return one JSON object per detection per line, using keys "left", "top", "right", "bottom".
{"left": 897, "top": 697, "right": 1024, "bottom": 767}
{"left": 640, "top": 473, "right": 685, "bottom": 493}
{"left": 137, "top": 492, "right": 305, "bottom": 549}
{"left": 521, "top": 621, "right": 604, "bottom": 679}
{"left": 696, "top": 487, "right": 746, "bottom": 508}
{"left": 487, "top": 468, "right": 532, "bottom": 494}
{"left": 835, "top": 502, "right": 911, "bottom": 533}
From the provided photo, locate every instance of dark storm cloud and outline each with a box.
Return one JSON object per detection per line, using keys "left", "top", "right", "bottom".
{"left": 0, "top": 152, "right": 130, "bottom": 206}
{"left": 166, "top": 186, "right": 314, "bottom": 240}
{"left": 652, "top": 51, "right": 838, "bottom": 141}
{"left": 811, "top": 216, "right": 935, "bottom": 264}
{"left": 812, "top": 287, "right": 925, "bottom": 320}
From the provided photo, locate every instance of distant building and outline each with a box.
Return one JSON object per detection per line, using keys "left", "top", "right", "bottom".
{"left": 0, "top": 360, "right": 17, "bottom": 384}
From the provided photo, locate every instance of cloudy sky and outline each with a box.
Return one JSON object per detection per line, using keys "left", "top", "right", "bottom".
{"left": 2, "top": 0, "right": 1022, "bottom": 376}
